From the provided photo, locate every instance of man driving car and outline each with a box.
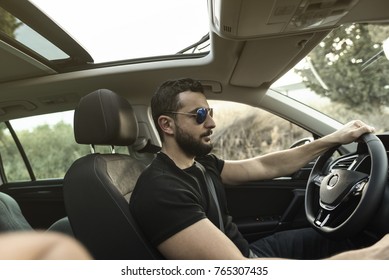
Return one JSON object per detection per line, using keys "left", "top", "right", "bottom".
{"left": 130, "top": 77, "right": 389, "bottom": 260}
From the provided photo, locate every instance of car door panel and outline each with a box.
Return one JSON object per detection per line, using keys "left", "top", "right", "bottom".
{"left": 225, "top": 170, "right": 312, "bottom": 242}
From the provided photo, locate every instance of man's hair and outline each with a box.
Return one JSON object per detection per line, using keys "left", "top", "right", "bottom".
{"left": 151, "top": 78, "right": 204, "bottom": 140}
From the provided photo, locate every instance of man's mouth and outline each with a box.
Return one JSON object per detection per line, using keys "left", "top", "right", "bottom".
{"left": 202, "top": 130, "right": 213, "bottom": 137}
{"left": 202, "top": 130, "right": 213, "bottom": 142}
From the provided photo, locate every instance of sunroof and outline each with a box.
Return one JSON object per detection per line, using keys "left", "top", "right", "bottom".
{"left": 0, "top": 6, "right": 69, "bottom": 60}
{"left": 29, "top": 0, "right": 210, "bottom": 63}
{"left": 15, "top": 24, "right": 69, "bottom": 60}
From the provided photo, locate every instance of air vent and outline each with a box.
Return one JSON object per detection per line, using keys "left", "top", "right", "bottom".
{"left": 330, "top": 155, "right": 358, "bottom": 170}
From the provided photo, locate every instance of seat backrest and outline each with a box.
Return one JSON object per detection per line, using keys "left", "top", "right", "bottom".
{"left": 63, "top": 89, "right": 162, "bottom": 260}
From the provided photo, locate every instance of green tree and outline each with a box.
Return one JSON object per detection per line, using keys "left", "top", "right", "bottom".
{"left": 0, "top": 123, "right": 30, "bottom": 181}
{"left": 16, "top": 122, "right": 90, "bottom": 179}
{"left": 297, "top": 23, "right": 389, "bottom": 113}
{"left": 0, "top": 121, "right": 131, "bottom": 181}
{"left": 0, "top": 7, "right": 22, "bottom": 38}
{"left": 0, "top": 122, "right": 89, "bottom": 181}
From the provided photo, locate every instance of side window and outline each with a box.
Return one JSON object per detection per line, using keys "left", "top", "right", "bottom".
{"left": 0, "top": 122, "right": 30, "bottom": 182}
{"left": 2, "top": 111, "right": 129, "bottom": 182}
{"left": 210, "top": 101, "right": 312, "bottom": 160}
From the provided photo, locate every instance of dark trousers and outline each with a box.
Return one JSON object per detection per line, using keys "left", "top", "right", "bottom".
{"left": 249, "top": 228, "right": 374, "bottom": 259}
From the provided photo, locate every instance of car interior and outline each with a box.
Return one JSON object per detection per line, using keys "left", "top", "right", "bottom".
{"left": 1, "top": 0, "right": 389, "bottom": 259}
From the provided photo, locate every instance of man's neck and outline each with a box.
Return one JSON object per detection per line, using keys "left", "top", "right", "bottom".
{"left": 160, "top": 147, "right": 195, "bottom": 169}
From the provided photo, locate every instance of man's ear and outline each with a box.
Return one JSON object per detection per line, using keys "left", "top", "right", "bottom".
{"left": 158, "top": 115, "right": 174, "bottom": 135}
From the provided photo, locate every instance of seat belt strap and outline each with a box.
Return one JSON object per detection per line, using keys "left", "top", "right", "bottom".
{"left": 196, "top": 162, "right": 225, "bottom": 233}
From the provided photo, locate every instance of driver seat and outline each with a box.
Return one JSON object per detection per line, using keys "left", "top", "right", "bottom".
{"left": 63, "top": 88, "right": 162, "bottom": 260}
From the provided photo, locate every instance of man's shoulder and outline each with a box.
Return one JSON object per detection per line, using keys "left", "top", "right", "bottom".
{"left": 136, "top": 153, "right": 179, "bottom": 185}
{"left": 195, "top": 154, "right": 224, "bottom": 173}
{"left": 143, "top": 153, "right": 175, "bottom": 173}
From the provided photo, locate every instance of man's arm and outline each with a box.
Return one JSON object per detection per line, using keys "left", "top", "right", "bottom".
{"left": 221, "top": 120, "right": 374, "bottom": 185}
{"left": 158, "top": 219, "right": 389, "bottom": 260}
{"left": 158, "top": 218, "right": 254, "bottom": 260}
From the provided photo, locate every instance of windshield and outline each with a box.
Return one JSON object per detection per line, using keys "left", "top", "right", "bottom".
{"left": 273, "top": 22, "right": 389, "bottom": 134}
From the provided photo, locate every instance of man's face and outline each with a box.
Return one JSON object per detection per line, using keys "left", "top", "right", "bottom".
{"left": 173, "top": 91, "right": 215, "bottom": 157}
{"left": 175, "top": 122, "right": 213, "bottom": 157}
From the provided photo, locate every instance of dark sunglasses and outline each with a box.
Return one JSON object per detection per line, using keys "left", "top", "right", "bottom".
{"left": 165, "top": 107, "right": 213, "bottom": 124}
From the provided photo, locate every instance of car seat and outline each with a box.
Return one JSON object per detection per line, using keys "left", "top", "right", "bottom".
{"left": 63, "top": 88, "right": 162, "bottom": 260}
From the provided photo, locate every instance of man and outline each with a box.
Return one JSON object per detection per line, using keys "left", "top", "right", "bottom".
{"left": 130, "top": 77, "right": 389, "bottom": 259}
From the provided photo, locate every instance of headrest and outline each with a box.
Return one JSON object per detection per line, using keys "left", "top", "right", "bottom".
{"left": 74, "top": 89, "right": 139, "bottom": 146}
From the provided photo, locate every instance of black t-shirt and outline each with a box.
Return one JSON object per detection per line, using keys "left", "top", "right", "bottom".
{"left": 129, "top": 152, "right": 250, "bottom": 257}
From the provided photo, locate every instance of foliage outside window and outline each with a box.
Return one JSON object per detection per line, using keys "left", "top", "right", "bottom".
{"left": 0, "top": 105, "right": 311, "bottom": 181}
{"left": 279, "top": 23, "right": 389, "bottom": 133}
{"left": 0, "top": 123, "right": 30, "bottom": 182}
{"left": 0, "top": 112, "right": 129, "bottom": 182}
{"left": 210, "top": 101, "right": 311, "bottom": 160}
{"left": 0, "top": 7, "right": 21, "bottom": 38}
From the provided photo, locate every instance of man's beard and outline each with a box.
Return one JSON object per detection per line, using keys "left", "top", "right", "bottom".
{"left": 176, "top": 125, "right": 213, "bottom": 157}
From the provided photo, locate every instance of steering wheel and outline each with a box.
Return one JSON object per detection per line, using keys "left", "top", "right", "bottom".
{"left": 305, "top": 133, "right": 388, "bottom": 239}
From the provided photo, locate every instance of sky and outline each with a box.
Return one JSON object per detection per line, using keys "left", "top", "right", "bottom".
{"left": 29, "top": 0, "right": 210, "bottom": 63}
{"left": 10, "top": 110, "right": 74, "bottom": 131}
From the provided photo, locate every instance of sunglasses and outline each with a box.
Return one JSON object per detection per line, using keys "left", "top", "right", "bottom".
{"left": 165, "top": 107, "right": 213, "bottom": 124}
